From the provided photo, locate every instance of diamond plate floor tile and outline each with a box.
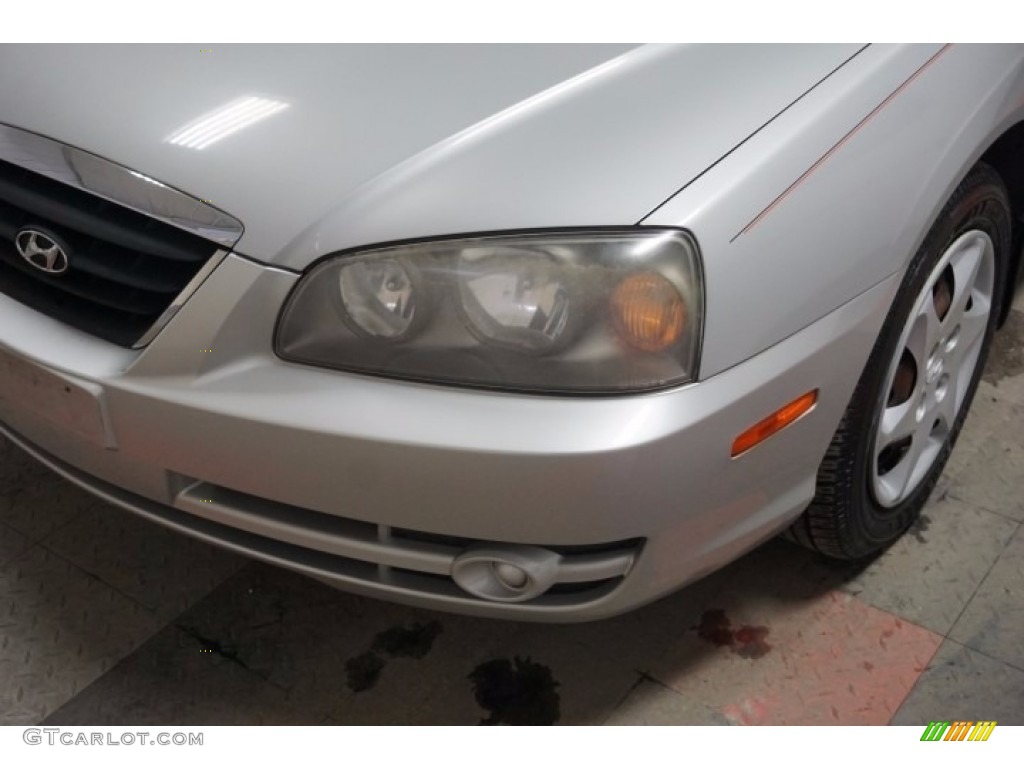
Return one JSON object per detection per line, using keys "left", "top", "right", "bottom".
{"left": 325, "top": 627, "right": 501, "bottom": 725}
{"left": 43, "top": 624, "right": 325, "bottom": 725}
{"left": 0, "top": 436, "right": 101, "bottom": 541}
{"left": 473, "top": 539, "right": 863, "bottom": 725}
{"left": 942, "top": 382, "right": 1024, "bottom": 521}
{"left": 169, "top": 563, "right": 402, "bottom": 686}
{"left": 129, "top": 561, "right": 684, "bottom": 725}
{"left": 291, "top": 603, "right": 512, "bottom": 725}
{"left": 469, "top": 621, "right": 646, "bottom": 725}
{"left": 981, "top": 309, "right": 1024, "bottom": 405}
{"left": 0, "top": 522, "right": 31, "bottom": 569}
{"left": 326, "top": 574, "right": 725, "bottom": 725}
{"left": 891, "top": 639, "right": 1024, "bottom": 725}
{"left": 949, "top": 526, "right": 1024, "bottom": 669}
{"left": 152, "top": 563, "right": 497, "bottom": 725}
{"left": 450, "top": 538, "right": 862, "bottom": 725}
{"left": 645, "top": 543, "right": 943, "bottom": 725}
{"left": 841, "top": 495, "right": 1018, "bottom": 634}
{"left": 206, "top": 563, "right": 643, "bottom": 725}
{"left": 0, "top": 546, "right": 162, "bottom": 725}
{"left": 604, "top": 678, "right": 729, "bottom": 725}
{"left": 494, "top": 566, "right": 729, "bottom": 678}
{"left": 41, "top": 502, "right": 247, "bottom": 622}
{"left": 987, "top": 373, "right": 1024, "bottom": 408}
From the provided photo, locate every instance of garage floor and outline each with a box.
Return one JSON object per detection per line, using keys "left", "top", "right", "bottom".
{"left": 2, "top": 288, "right": 1023, "bottom": 726}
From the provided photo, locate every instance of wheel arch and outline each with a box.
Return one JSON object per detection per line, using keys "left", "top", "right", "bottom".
{"left": 980, "top": 119, "right": 1024, "bottom": 325}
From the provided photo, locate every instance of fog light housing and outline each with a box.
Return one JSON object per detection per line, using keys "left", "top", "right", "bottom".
{"left": 451, "top": 545, "right": 561, "bottom": 603}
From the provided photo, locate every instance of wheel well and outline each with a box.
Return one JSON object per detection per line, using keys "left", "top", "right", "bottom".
{"left": 981, "top": 121, "right": 1024, "bottom": 324}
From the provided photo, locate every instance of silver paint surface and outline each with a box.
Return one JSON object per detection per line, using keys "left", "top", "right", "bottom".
{"left": 0, "top": 44, "right": 1023, "bottom": 619}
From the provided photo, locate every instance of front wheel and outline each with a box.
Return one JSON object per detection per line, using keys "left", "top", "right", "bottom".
{"left": 790, "top": 162, "right": 1012, "bottom": 559}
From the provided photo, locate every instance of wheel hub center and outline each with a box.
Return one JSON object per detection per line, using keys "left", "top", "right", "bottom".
{"left": 926, "top": 349, "right": 946, "bottom": 385}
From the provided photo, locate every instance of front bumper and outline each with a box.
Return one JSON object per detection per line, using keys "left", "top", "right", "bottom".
{"left": 0, "top": 253, "right": 898, "bottom": 620}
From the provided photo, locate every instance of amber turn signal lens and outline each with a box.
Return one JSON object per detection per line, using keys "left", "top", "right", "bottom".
{"left": 731, "top": 390, "right": 818, "bottom": 457}
{"left": 611, "top": 273, "right": 687, "bottom": 352}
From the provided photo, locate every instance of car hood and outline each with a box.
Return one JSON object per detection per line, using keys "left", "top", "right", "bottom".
{"left": 0, "top": 44, "right": 861, "bottom": 269}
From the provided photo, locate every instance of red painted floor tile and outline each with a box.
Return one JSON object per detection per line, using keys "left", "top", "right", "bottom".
{"left": 649, "top": 589, "right": 943, "bottom": 725}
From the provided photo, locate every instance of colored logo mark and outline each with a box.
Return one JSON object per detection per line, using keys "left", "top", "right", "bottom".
{"left": 920, "top": 721, "right": 996, "bottom": 741}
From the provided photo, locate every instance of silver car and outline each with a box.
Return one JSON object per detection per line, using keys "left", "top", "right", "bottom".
{"left": 0, "top": 43, "right": 1022, "bottom": 621}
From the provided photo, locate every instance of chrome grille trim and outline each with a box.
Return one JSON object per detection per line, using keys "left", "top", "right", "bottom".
{"left": 0, "top": 122, "right": 243, "bottom": 248}
{"left": 0, "top": 123, "right": 240, "bottom": 347}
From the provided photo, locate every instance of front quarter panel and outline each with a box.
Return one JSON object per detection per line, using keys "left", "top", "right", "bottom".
{"left": 645, "top": 43, "right": 1024, "bottom": 379}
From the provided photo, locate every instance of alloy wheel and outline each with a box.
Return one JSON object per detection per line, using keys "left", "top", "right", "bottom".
{"left": 871, "top": 229, "right": 995, "bottom": 508}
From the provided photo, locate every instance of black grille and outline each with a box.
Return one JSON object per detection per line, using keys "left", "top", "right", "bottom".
{"left": 0, "top": 158, "right": 220, "bottom": 347}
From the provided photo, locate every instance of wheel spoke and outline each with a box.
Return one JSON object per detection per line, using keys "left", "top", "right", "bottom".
{"left": 946, "top": 238, "right": 984, "bottom": 326}
{"left": 936, "top": 372, "right": 959, "bottom": 432}
{"left": 904, "top": 413, "right": 942, "bottom": 497}
{"left": 897, "top": 431, "right": 927, "bottom": 499}
{"left": 878, "top": 400, "right": 916, "bottom": 445}
{"left": 917, "top": 293, "right": 944, "bottom": 361}
{"left": 899, "top": 300, "right": 935, "bottom": 383}
{"left": 957, "top": 302, "right": 989, "bottom": 354}
{"left": 878, "top": 415, "right": 928, "bottom": 505}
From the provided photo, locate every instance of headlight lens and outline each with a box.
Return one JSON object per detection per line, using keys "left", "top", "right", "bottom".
{"left": 276, "top": 229, "right": 703, "bottom": 394}
{"left": 337, "top": 258, "right": 418, "bottom": 340}
{"left": 456, "top": 246, "right": 574, "bottom": 354}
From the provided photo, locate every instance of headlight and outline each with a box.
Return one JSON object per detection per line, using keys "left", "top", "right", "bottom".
{"left": 276, "top": 229, "right": 703, "bottom": 394}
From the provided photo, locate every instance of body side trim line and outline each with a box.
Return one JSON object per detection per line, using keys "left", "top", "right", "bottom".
{"left": 731, "top": 44, "right": 953, "bottom": 242}
{"left": 639, "top": 44, "right": 871, "bottom": 226}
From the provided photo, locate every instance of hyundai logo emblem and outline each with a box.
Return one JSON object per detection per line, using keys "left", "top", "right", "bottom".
{"left": 14, "top": 227, "right": 71, "bottom": 275}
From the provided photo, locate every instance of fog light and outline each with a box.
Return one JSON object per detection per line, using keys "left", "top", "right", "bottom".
{"left": 451, "top": 545, "right": 561, "bottom": 603}
{"left": 494, "top": 562, "right": 529, "bottom": 590}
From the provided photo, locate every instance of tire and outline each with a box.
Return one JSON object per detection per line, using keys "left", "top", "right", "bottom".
{"left": 790, "top": 162, "right": 1012, "bottom": 559}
